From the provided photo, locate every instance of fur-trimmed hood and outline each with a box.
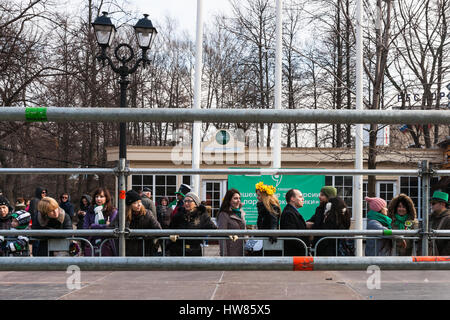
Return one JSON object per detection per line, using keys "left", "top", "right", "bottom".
{"left": 388, "top": 193, "right": 417, "bottom": 220}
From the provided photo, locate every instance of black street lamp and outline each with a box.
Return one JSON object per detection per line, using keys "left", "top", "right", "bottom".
{"left": 92, "top": 11, "right": 157, "bottom": 159}
{"left": 92, "top": 12, "right": 157, "bottom": 256}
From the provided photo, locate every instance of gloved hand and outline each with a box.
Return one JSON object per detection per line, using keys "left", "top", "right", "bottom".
{"left": 8, "top": 236, "right": 29, "bottom": 252}
{"left": 0, "top": 235, "right": 4, "bottom": 243}
{"left": 170, "top": 235, "right": 179, "bottom": 242}
{"left": 69, "top": 242, "right": 80, "bottom": 256}
{"left": 228, "top": 235, "right": 239, "bottom": 242}
{"left": 269, "top": 236, "right": 278, "bottom": 244}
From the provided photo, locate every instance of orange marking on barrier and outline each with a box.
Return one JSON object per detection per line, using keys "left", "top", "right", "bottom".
{"left": 412, "top": 256, "right": 450, "bottom": 262}
{"left": 119, "top": 190, "right": 126, "bottom": 200}
{"left": 293, "top": 257, "right": 314, "bottom": 271}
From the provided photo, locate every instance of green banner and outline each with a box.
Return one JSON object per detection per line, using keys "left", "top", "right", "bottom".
{"left": 228, "top": 174, "right": 325, "bottom": 225}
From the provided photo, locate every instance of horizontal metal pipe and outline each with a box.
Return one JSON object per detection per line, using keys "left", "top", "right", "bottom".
{"left": 433, "top": 231, "right": 450, "bottom": 236}
{"left": 0, "top": 256, "right": 449, "bottom": 271}
{"left": 0, "top": 168, "right": 422, "bottom": 176}
{"left": 0, "top": 229, "right": 420, "bottom": 237}
{"left": 434, "top": 170, "right": 450, "bottom": 176}
{"left": 2, "top": 107, "right": 450, "bottom": 124}
{"left": 128, "top": 229, "right": 419, "bottom": 237}
{"left": 0, "top": 230, "right": 117, "bottom": 237}
{"left": 129, "top": 168, "right": 420, "bottom": 176}
{"left": 0, "top": 168, "right": 115, "bottom": 175}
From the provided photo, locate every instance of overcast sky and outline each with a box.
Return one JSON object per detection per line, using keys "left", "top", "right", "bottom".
{"left": 130, "top": 0, "right": 233, "bottom": 36}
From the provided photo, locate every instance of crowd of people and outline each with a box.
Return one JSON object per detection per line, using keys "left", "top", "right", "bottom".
{"left": 0, "top": 182, "right": 449, "bottom": 257}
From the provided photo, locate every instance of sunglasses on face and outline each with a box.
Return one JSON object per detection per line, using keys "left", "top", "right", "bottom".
{"left": 184, "top": 199, "right": 194, "bottom": 204}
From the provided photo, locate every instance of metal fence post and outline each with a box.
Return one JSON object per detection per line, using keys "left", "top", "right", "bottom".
{"left": 118, "top": 159, "right": 127, "bottom": 257}
{"left": 420, "top": 160, "right": 431, "bottom": 256}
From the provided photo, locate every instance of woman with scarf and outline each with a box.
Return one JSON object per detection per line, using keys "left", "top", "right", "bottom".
{"left": 217, "top": 189, "right": 246, "bottom": 256}
{"left": 83, "top": 187, "right": 117, "bottom": 256}
{"left": 365, "top": 197, "right": 392, "bottom": 256}
{"left": 387, "top": 194, "right": 419, "bottom": 256}
{"left": 111, "top": 190, "right": 161, "bottom": 256}
{"left": 168, "top": 192, "right": 217, "bottom": 256}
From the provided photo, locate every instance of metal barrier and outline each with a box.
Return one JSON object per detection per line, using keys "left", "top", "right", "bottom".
{"left": 0, "top": 256, "right": 449, "bottom": 271}
{"left": 2, "top": 107, "right": 450, "bottom": 124}
{"left": 1, "top": 107, "right": 449, "bottom": 267}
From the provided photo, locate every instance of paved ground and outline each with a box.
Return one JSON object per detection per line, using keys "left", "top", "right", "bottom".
{"left": 1, "top": 245, "right": 449, "bottom": 300}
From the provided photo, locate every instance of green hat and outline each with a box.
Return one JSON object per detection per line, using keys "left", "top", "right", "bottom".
{"left": 320, "top": 186, "right": 337, "bottom": 199}
{"left": 431, "top": 191, "right": 449, "bottom": 204}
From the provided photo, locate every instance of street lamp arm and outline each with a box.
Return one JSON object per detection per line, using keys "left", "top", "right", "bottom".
{"left": 128, "top": 57, "right": 150, "bottom": 74}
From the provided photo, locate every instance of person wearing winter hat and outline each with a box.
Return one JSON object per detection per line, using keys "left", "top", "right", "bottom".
{"left": 320, "top": 186, "right": 337, "bottom": 200}
{"left": 141, "top": 187, "right": 157, "bottom": 220}
{"left": 0, "top": 210, "right": 32, "bottom": 256}
{"left": 306, "top": 186, "right": 338, "bottom": 255}
{"left": 365, "top": 196, "right": 392, "bottom": 256}
{"left": 170, "top": 184, "right": 192, "bottom": 220}
{"left": 168, "top": 191, "right": 217, "bottom": 256}
{"left": 429, "top": 191, "right": 450, "bottom": 255}
{"left": 0, "top": 195, "right": 12, "bottom": 230}
{"left": 110, "top": 190, "right": 161, "bottom": 256}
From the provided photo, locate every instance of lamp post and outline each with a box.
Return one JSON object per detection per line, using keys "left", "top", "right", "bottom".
{"left": 92, "top": 12, "right": 157, "bottom": 256}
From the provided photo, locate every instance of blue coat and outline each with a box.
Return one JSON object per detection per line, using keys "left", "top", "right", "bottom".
{"left": 365, "top": 219, "right": 392, "bottom": 256}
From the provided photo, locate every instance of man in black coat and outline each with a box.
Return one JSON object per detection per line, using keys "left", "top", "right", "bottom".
{"left": 280, "top": 189, "right": 309, "bottom": 256}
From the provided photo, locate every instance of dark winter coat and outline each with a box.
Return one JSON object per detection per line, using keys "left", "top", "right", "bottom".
{"left": 308, "top": 198, "right": 351, "bottom": 256}
{"left": 59, "top": 197, "right": 75, "bottom": 219}
{"left": 307, "top": 203, "right": 326, "bottom": 254}
{"left": 429, "top": 209, "right": 450, "bottom": 256}
{"left": 256, "top": 201, "right": 280, "bottom": 230}
{"left": 280, "top": 204, "right": 308, "bottom": 256}
{"left": 31, "top": 208, "right": 73, "bottom": 256}
{"left": 141, "top": 195, "right": 157, "bottom": 219}
{"left": 217, "top": 209, "right": 246, "bottom": 257}
{"left": 156, "top": 204, "right": 171, "bottom": 229}
{"left": 256, "top": 201, "right": 281, "bottom": 256}
{"left": 76, "top": 194, "right": 92, "bottom": 231}
{"left": 28, "top": 187, "right": 47, "bottom": 224}
{"left": 168, "top": 205, "right": 217, "bottom": 256}
{"left": 0, "top": 213, "right": 12, "bottom": 230}
{"left": 112, "top": 210, "right": 161, "bottom": 256}
{"left": 82, "top": 205, "right": 118, "bottom": 256}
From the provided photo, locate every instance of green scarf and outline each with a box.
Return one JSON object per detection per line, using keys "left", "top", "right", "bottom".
{"left": 367, "top": 210, "right": 392, "bottom": 228}
{"left": 393, "top": 213, "right": 409, "bottom": 230}
{"left": 231, "top": 208, "right": 242, "bottom": 219}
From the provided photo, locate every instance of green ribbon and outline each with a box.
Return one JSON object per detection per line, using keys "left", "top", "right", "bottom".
{"left": 25, "top": 107, "right": 47, "bottom": 122}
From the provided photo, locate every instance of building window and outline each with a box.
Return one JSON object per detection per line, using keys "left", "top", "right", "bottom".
{"left": 203, "top": 181, "right": 224, "bottom": 218}
{"left": 326, "top": 176, "right": 353, "bottom": 214}
{"left": 131, "top": 175, "right": 177, "bottom": 206}
{"left": 400, "top": 176, "right": 420, "bottom": 219}
{"left": 182, "top": 175, "right": 192, "bottom": 187}
{"left": 400, "top": 176, "right": 440, "bottom": 221}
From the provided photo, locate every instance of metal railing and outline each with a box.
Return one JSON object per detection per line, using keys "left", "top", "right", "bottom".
{"left": 1, "top": 107, "right": 449, "bottom": 269}
{"left": 2, "top": 107, "right": 450, "bottom": 124}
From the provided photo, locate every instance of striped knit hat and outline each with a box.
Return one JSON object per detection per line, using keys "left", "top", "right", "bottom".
{"left": 365, "top": 197, "right": 387, "bottom": 212}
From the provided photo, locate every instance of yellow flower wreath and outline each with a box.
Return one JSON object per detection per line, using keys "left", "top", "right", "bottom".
{"left": 255, "top": 181, "right": 276, "bottom": 196}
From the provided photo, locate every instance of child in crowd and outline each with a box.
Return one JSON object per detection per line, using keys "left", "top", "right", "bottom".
{"left": 0, "top": 210, "right": 31, "bottom": 256}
